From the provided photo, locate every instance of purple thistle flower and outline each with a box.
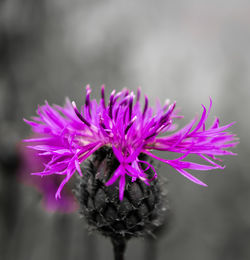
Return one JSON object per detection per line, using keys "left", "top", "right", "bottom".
{"left": 24, "top": 85, "right": 238, "bottom": 201}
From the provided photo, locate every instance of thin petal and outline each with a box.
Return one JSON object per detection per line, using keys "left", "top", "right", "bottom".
{"left": 119, "top": 174, "right": 126, "bottom": 201}
{"left": 175, "top": 168, "right": 208, "bottom": 186}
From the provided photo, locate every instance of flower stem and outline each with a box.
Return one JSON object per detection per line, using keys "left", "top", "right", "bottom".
{"left": 111, "top": 236, "right": 127, "bottom": 260}
{"left": 145, "top": 237, "right": 157, "bottom": 260}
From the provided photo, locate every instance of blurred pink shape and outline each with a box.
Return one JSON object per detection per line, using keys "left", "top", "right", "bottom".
{"left": 17, "top": 139, "right": 77, "bottom": 213}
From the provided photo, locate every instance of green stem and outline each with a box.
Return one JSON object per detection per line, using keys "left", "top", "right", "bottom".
{"left": 145, "top": 237, "right": 157, "bottom": 260}
{"left": 111, "top": 236, "right": 127, "bottom": 260}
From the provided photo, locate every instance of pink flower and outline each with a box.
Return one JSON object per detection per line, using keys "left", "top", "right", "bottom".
{"left": 24, "top": 85, "right": 238, "bottom": 201}
{"left": 18, "top": 140, "right": 77, "bottom": 213}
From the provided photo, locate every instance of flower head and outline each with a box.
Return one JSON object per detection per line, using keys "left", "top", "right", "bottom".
{"left": 24, "top": 85, "right": 238, "bottom": 201}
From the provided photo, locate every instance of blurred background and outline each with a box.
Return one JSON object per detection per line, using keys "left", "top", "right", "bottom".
{"left": 0, "top": 0, "right": 249, "bottom": 259}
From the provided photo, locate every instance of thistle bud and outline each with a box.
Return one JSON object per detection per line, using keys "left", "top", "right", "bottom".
{"left": 74, "top": 146, "right": 169, "bottom": 240}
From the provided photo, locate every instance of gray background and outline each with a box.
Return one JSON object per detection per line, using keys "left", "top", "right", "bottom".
{"left": 0, "top": 0, "right": 249, "bottom": 259}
